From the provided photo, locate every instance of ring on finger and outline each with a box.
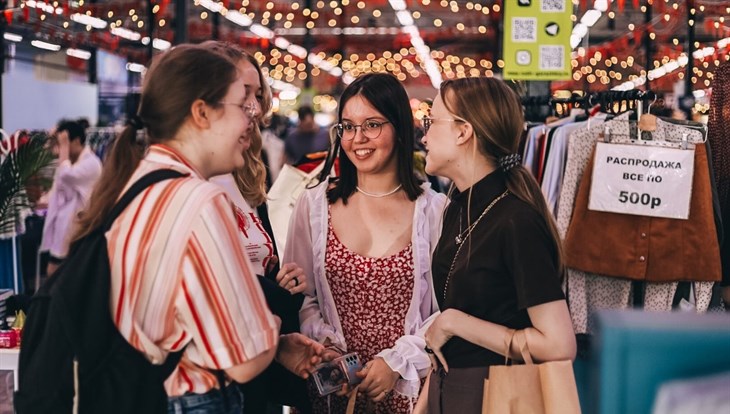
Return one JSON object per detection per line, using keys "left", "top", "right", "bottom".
{"left": 293, "top": 276, "right": 299, "bottom": 286}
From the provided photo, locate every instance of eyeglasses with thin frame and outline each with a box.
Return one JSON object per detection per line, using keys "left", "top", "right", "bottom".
{"left": 336, "top": 119, "right": 391, "bottom": 141}
{"left": 421, "top": 116, "right": 465, "bottom": 135}
{"left": 219, "top": 101, "right": 257, "bottom": 118}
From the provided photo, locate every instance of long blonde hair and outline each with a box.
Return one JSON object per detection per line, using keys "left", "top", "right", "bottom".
{"left": 203, "top": 41, "right": 273, "bottom": 207}
{"left": 440, "top": 77, "right": 564, "bottom": 273}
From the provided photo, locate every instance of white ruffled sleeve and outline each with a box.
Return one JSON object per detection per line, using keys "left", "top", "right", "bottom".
{"left": 284, "top": 189, "right": 340, "bottom": 345}
{"left": 376, "top": 312, "right": 440, "bottom": 397}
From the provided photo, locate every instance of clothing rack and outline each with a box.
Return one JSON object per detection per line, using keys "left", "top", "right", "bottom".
{"left": 86, "top": 126, "right": 144, "bottom": 161}
{"left": 86, "top": 127, "right": 118, "bottom": 160}
{"left": 522, "top": 90, "right": 658, "bottom": 121}
{"left": 522, "top": 90, "right": 657, "bottom": 107}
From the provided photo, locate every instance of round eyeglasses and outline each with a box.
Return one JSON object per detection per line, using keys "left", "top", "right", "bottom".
{"left": 219, "top": 101, "right": 258, "bottom": 118}
{"left": 336, "top": 120, "right": 391, "bottom": 141}
{"left": 421, "top": 116, "right": 465, "bottom": 134}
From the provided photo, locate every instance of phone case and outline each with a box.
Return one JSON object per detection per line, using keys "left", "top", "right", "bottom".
{"left": 312, "top": 352, "right": 363, "bottom": 396}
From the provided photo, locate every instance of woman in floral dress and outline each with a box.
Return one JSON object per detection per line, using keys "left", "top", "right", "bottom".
{"left": 284, "top": 73, "right": 447, "bottom": 413}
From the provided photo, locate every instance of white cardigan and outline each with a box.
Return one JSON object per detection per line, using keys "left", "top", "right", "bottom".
{"left": 283, "top": 181, "right": 447, "bottom": 397}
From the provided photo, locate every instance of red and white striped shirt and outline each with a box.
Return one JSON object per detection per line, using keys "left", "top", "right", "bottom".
{"left": 107, "top": 145, "right": 278, "bottom": 396}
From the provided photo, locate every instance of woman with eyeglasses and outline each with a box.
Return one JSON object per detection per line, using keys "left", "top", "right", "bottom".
{"left": 66, "top": 44, "right": 324, "bottom": 414}
{"left": 284, "top": 73, "right": 447, "bottom": 413}
{"left": 204, "top": 41, "right": 314, "bottom": 414}
{"left": 416, "top": 77, "right": 576, "bottom": 413}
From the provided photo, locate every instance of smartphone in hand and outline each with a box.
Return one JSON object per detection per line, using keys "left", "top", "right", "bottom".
{"left": 311, "top": 353, "right": 363, "bottom": 396}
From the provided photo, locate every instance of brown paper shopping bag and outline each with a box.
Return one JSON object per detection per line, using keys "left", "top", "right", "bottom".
{"left": 482, "top": 330, "right": 581, "bottom": 414}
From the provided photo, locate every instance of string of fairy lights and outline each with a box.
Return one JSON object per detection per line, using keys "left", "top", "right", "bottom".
{"left": 5, "top": 0, "right": 729, "bottom": 101}
{"left": 207, "top": 0, "right": 727, "bottom": 92}
{"left": 254, "top": 46, "right": 501, "bottom": 85}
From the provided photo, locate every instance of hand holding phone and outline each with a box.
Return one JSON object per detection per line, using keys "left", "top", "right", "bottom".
{"left": 356, "top": 358, "right": 400, "bottom": 402}
{"left": 311, "top": 353, "right": 363, "bottom": 396}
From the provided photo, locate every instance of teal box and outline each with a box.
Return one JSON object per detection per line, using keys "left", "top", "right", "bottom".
{"left": 592, "top": 310, "right": 730, "bottom": 414}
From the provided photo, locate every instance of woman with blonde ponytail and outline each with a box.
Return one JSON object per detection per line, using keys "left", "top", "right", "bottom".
{"left": 416, "top": 77, "right": 576, "bottom": 413}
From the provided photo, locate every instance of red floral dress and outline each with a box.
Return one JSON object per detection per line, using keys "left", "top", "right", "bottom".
{"left": 308, "top": 211, "right": 416, "bottom": 414}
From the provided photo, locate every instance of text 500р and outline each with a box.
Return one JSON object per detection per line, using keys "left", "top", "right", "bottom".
{"left": 618, "top": 191, "right": 661, "bottom": 209}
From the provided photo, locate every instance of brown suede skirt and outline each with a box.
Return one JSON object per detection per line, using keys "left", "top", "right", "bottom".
{"left": 427, "top": 366, "right": 489, "bottom": 414}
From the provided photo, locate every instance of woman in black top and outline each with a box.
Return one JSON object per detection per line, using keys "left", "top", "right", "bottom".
{"left": 416, "top": 77, "right": 576, "bottom": 413}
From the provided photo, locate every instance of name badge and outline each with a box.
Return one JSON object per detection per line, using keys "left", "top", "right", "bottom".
{"left": 588, "top": 142, "right": 695, "bottom": 219}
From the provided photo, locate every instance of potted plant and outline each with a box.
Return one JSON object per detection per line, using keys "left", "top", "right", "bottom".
{"left": 0, "top": 132, "right": 53, "bottom": 236}
{"left": 0, "top": 131, "right": 53, "bottom": 294}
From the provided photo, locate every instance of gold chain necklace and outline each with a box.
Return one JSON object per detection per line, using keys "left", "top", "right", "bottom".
{"left": 443, "top": 190, "right": 509, "bottom": 302}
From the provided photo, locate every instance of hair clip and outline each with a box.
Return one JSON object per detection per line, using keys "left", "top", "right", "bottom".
{"left": 498, "top": 153, "right": 521, "bottom": 172}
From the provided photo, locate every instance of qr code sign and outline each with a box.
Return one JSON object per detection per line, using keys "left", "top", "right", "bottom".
{"left": 512, "top": 17, "right": 537, "bottom": 42}
{"left": 540, "top": 45, "right": 564, "bottom": 69}
{"left": 541, "top": 0, "right": 566, "bottom": 12}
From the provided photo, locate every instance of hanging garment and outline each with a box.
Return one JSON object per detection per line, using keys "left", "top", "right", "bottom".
{"left": 523, "top": 116, "right": 577, "bottom": 180}
{"left": 523, "top": 125, "right": 546, "bottom": 178}
{"left": 557, "top": 113, "right": 631, "bottom": 240}
{"left": 564, "top": 144, "right": 721, "bottom": 283}
{"left": 555, "top": 114, "right": 714, "bottom": 334}
{"left": 707, "top": 61, "right": 730, "bottom": 288}
{"left": 541, "top": 120, "right": 598, "bottom": 217}
{"left": 86, "top": 126, "right": 129, "bottom": 161}
{"left": 536, "top": 127, "right": 556, "bottom": 183}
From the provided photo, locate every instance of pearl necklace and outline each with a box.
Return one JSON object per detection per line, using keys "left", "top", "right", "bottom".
{"left": 356, "top": 184, "right": 403, "bottom": 198}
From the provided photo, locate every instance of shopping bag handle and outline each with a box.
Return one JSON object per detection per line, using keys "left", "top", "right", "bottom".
{"left": 502, "top": 329, "right": 517, "bottom": 365}
{"left": 345, "top": 384, "right": 377, "bottom": 414}
{"left": 346, "top": 384, "right": 359, "bottom": 414}
{"left": 502, "top": 329, "right": 535, "bottom": 366}
{"left": 517, "top": 333, "right": 534, "bottom": 365}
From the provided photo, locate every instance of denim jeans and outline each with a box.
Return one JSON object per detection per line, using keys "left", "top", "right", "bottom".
{"left": 167, "top": 384, "right": 243, "bottom": 414}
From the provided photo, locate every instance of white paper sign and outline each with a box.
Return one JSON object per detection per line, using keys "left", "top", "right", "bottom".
{"left": 589, "top": 142, "right": 695, "bottom": 219}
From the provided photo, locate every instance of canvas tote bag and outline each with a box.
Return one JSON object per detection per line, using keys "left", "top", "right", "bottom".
{"left": 482, "top": 329, "right": 581, "bottom": 414}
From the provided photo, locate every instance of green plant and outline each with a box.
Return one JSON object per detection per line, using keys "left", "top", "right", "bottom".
{"left": 0, "top": 132, "right": 53, "bottom": 234}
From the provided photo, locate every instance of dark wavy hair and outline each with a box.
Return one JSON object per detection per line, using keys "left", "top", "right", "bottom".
{"left": 317, "top": 73, "right": 423, "bottom": 204}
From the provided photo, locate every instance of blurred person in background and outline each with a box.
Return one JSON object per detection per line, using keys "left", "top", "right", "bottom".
{"left": 40, "top": 119, "right": 102, "bottom": 276}
{"left": 260, "top": 113, "right": 288, "bottom": 186}
{"left": 285, "top": 105, "right": 330, "bottom": 165}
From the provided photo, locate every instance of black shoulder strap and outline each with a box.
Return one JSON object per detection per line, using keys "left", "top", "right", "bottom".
{"left": 256, "top": 203, "right": 279, "bottom": 258}
{"left": 104, "top": 169, "right": 187, "bottom": 230}
{"left": 156, "top": 346, "right": 186, "bottom": 380}
{"left": 256, "top": 203, "right": 281, "bottom": 279}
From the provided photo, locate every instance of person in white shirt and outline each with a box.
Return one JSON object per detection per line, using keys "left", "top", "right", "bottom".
{"left": 285, "top": 73, "right": 447, "bottom": 413}
{"left": 40, "top": 119, "right": 102, "bottom": 276}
